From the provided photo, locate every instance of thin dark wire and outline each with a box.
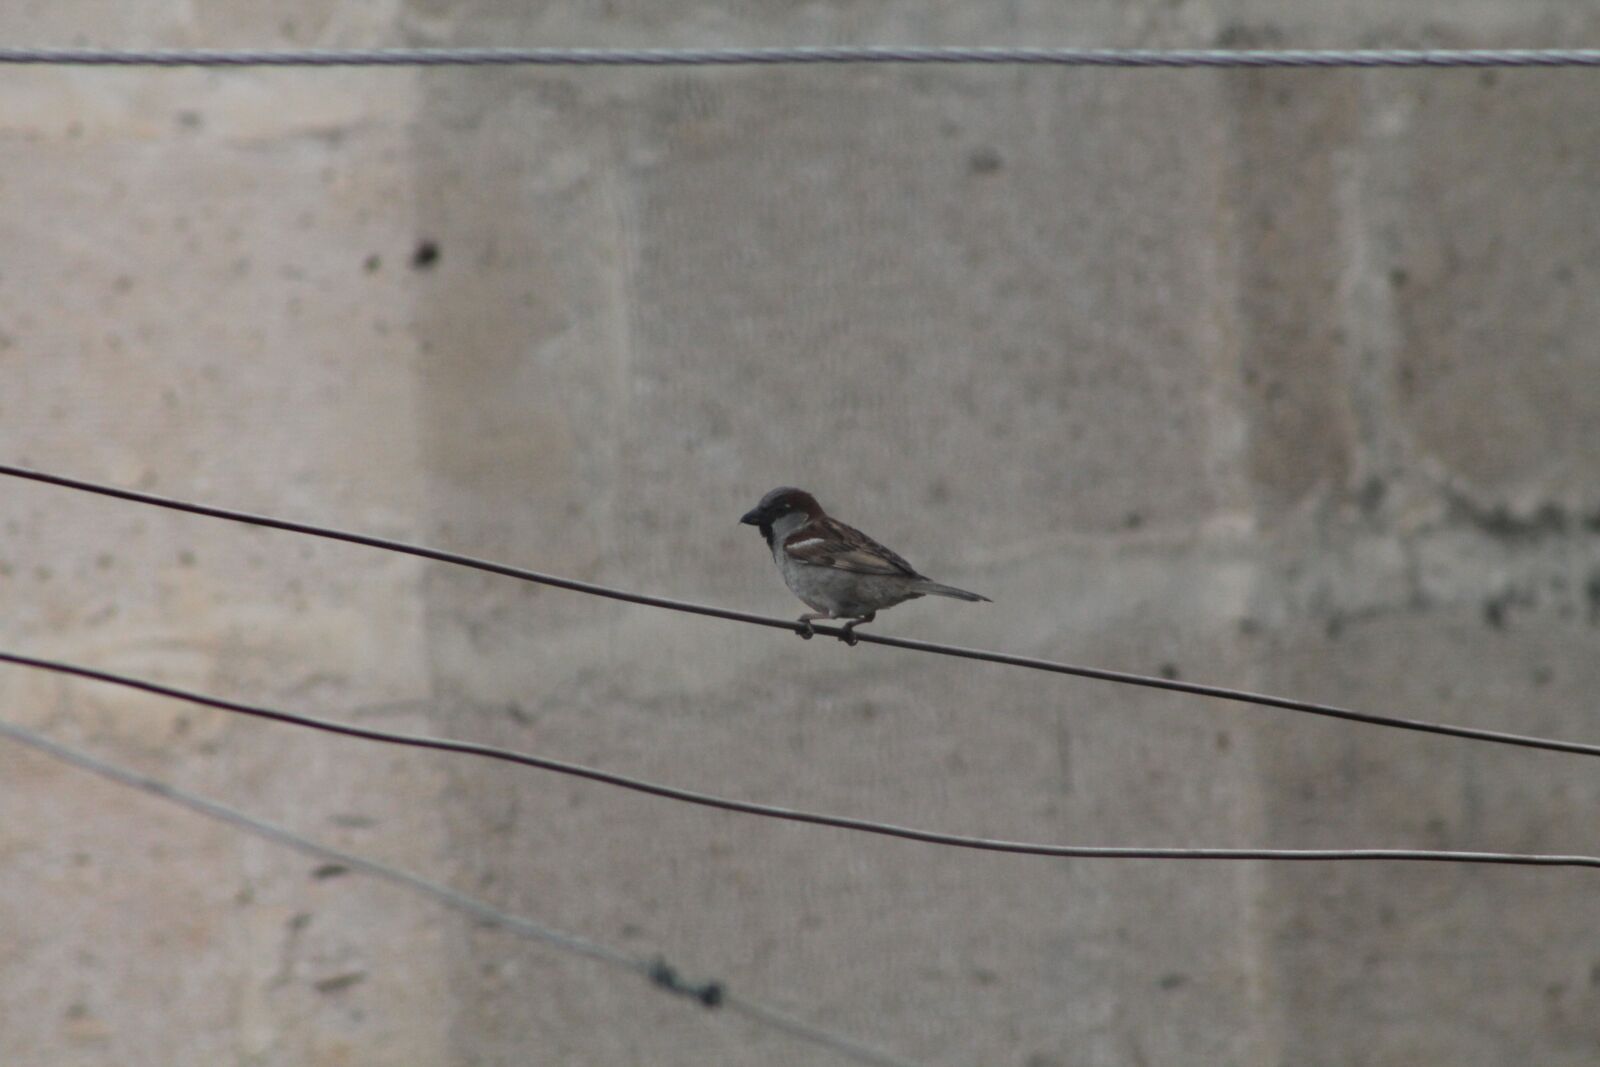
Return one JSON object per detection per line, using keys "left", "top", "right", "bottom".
{"left": 4, "top": 46, "right": 1600, "bottom": 68}
{"left": 3, "top": 648, "right": 1597, "bottom": 869}
{"left": 0, "top": 718, "right": 923, "bottom": 1067}
{"left": 5, "top": 462, "right": 1599, "bottom": 761}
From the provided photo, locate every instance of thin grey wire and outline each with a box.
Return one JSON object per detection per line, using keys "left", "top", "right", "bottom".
{"left": 0, "top": 716, "right": 925, "bottom": 1067}
{"left": 4, "top": 462, "right": 1599, "bottom": 761}
{"left": 3, "top": 648, "right": 1598, "bottom": 869}
{"left": 4, "top": 46, "right": 1600, "bottom": 68}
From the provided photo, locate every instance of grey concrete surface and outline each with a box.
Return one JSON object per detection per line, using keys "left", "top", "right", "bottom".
{"left": 3, "top": 3, "right": 1599, "bottom": 1065}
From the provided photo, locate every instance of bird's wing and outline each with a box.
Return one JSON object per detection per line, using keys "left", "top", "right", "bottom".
{"left": 782, "top": 516, "right": 923, "bottom": 578}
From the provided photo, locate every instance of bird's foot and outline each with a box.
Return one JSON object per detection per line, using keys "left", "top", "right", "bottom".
{"left": 837, "top": 613, "right": 875, "bottom": 646}
{"left": 795, "top": 618, "right": 816, "bottom": 640}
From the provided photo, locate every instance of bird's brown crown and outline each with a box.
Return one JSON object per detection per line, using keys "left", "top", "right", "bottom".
{"left": 756, "top": 487, "right": 820, "bottom": 517}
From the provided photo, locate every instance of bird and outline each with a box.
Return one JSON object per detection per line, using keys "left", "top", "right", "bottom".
{"left": 740, "top": 486, "right": 989, "bottom": 643}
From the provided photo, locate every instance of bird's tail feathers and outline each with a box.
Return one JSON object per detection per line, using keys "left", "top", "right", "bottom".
{"left": 911, "top": 580, "right": 990, "bottom": 603}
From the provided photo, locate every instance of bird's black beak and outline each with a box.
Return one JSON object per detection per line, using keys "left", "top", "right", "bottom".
{"left": 739, "top": 507, "right": 763, "bottom": 526}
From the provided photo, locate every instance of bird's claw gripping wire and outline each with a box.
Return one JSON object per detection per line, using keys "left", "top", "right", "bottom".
{"left": 837, "top": 612, "right": 874, "bottom": 646}
{"left": 649, "top": 957, "right": 725, "bottom": 1008}
{"left": 795, "top": 617, "right": 864, "bottom": 645}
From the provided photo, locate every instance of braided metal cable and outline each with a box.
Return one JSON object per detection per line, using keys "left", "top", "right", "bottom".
{"left": 1, "top": 45, "right": 1600, "bottom": 68}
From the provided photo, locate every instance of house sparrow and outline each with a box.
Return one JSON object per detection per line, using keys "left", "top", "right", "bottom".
{"left": 740, "top": 486, "right": 989, "bottom": 643}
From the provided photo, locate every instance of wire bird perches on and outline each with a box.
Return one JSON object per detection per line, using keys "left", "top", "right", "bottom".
{"left": 0, "top": 718, "right": 925, "bottom": 1067}
{"left": 4, "top": 45, "right": 1600, "bottom": 68}
{"left": 3, "top": 649, "right": 1598, "bottom": 870}
{"left": 4, "top": 462, "right": 1599, "bottom": 761}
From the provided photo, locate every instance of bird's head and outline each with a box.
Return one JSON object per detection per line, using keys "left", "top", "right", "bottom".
{"left": 740, "top": 487, "right": 821, "bottom": 536}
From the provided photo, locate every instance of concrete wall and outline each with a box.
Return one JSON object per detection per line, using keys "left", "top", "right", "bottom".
{"left": 2, "top": 3, "right": 1598, "bottom": 1065}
